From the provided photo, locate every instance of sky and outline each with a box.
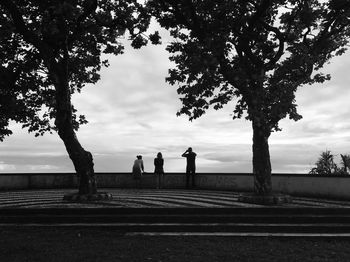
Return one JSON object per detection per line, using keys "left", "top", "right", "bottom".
{"left": 1, "top": 26, "right": 350, "bottom": 174}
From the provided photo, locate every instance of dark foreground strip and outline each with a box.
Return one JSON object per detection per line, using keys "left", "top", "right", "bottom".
{"left": 125, "top": 232, "right": 350, "bottom": 237}
{"left": 0, "top": 224, "right": 350, "bottom": 237}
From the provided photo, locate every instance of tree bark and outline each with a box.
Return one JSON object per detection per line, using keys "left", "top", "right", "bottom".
{"left": 52, "top": 68, "right": 97, "bottom": 195}
{"left": 252, "top": 121, "right": 272, "bottom": 195}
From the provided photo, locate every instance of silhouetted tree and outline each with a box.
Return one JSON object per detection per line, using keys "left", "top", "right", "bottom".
{"left": 149, "top": 0, "right": 350, "bottom": 196}
{"left": 340, "top": 154, "right": 350, "bottom": 174}
{"left": 0, "top": 0, "right": 159, "bottom": 195}
{"left": 310, "top": 151, "right": 350, "bottom": 175}
{"left": 309, "top": 150, "right": 340, "bottom": 175}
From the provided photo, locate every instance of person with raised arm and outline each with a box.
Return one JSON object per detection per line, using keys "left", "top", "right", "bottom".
{"left": 182, "top": 147, "right": 197, "bottom": 189}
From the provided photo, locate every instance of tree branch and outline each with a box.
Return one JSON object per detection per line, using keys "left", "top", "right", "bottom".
{"left": 261, "top": 21, "right": 285, "bottom": 70}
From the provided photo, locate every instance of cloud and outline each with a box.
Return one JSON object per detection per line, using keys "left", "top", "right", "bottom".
{"left": 0, "top": 163, "right": 16, "bottom": 171}
{"left": 3, "top": 28, "right": 350, "bottom": 174}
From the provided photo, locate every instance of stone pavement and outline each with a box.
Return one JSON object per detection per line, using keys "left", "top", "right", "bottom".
{"left": 0, "top": 188, "right": 349, "bottom": 208}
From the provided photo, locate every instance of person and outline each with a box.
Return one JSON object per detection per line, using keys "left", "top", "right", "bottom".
{"left": 132, "top": 155, "right": 144, "bottom": 188}
{"left": 182, "top": 147, "right": 197, "bottom": 189}
{"left": 154, "top": 152, "right": 164, "bottom": 189}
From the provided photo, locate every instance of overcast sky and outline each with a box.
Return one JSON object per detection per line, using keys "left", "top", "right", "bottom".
{"left": 1, "top": 25, "right": 350, "bottom": 174}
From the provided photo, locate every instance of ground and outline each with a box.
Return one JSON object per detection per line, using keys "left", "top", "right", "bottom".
{"left": 1, "top": 188, "right": 350, "bottom": 261}
{"left": 0, "top": 188, "right": 349, "bottom": 208}
{"left": 1, "top": 227, "right": 350, "bottom": 262}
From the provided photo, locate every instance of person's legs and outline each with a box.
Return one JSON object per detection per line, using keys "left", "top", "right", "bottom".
{"left": 191, "top": 171, "right": 195, "bottom": 188}
{"left": 155, "top": 172, "right": 163, "bottom": 189}
{"left": 186, "top": 166, "right": 190, "bottom": 189}
{"left": 135, "top": 178, "right": 141, "bottom": 189}
{"left": 155, "top": 173, "right": 159, "bottom": 189}
{"left": 186, "top": 174, "right": 190, "bottom": 189}
{"left": 187, "top": 167, "right": 196, "bottom": 188}
{"left": 159, "top": 173, "right": 163, "bottom": 189}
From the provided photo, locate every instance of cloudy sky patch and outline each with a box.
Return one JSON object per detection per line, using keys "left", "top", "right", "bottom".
{"left": 2, "top": 25, "right": 350, "bottom": 174}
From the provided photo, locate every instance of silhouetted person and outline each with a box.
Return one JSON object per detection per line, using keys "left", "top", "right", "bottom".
{"left": 182, "top": 147, "right": 197, "bottom": 189}
{"left": 132, "top": 155, "right": 144, "bottom": 188}
{"left": 154, "top": 152, "right": 164, "bottom": 189}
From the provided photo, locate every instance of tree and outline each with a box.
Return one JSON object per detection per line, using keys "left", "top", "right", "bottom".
{"left": 149, "top": 0, "right": 350, "bottom": 197}
{"left": 309, "top": 151, "right": 350, "bottom": 175}
{"left": 340, "top": 154, "right": 350, "bottom": 174}
{"left": 309, "top": 150, "right": 340, "bottom": 175}
{"left": 0, "top": 0, "right": 159, "bottom": 195}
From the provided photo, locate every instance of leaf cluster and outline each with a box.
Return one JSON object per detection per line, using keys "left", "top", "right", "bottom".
{"left": 0, "top": 20, "right": 50, "bottom": 140}
{"left": 0, "top": 0, "right": 157, "bottom": 140}
{"left": 149, "top": 0, "right": 350, "bottom": 132}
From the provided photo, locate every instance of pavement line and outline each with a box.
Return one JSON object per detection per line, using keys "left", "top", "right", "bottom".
{"left": 125, "top": 232, "right": 350, "bottom": 237}
{"left": 120, "top": 196, "right": 226, "bottom": 208}
{"left": 0, "top": 223, "right": 349, "bottom": 227}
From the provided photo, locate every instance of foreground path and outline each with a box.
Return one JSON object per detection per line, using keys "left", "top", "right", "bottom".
{"left": 0, "top": 188, "right": 349, "bottom": 208}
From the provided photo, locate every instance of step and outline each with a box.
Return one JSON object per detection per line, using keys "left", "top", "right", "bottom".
{"left": 1, "top": 222, "right": 350, "bottom": 234}
{"left": 0, "top": 208, "right": 349, "bottom": 224}
{"left": 1, "top": 207, "right": 350, "bottom": 235}
{"left": 1, "top": 207, "right": 350, "bottom": 215}
{"left": 1, "top": 213, "right": 350, "bottom": 224}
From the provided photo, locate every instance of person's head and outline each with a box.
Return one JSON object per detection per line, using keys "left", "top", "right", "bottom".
{"left": 137, "top": 155, "right": 142, "bottom": 160}
{"left": 188, "top": 147, "right": 192, "bottom": 152}
{"left": 157, "top": 152, "right": 162, "bottom": 158}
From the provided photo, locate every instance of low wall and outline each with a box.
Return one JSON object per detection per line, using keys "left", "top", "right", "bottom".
{"left": 0, "top": 173, "right": 77, "bottom": 190}
{"left": 0, "top": 172, "right": 349, "bottom": 200}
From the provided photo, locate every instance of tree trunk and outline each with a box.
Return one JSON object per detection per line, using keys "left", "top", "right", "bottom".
{"left": 52, "top": 68, "right": 97, "bottom": 195}
{"left": 252, "top": 121, "right": 272, "bottom": 195}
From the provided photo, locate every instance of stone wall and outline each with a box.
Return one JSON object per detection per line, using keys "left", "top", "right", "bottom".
{"left": 0, "top": 172, "right": 349, "bottom": 200}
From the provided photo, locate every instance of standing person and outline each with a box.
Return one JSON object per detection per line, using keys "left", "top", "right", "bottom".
{"left": 132, "top": 155, "right": 144, "bottom": 188}
{"left": 182, "top": 147, "right": 197, "bottom": 189}
{"left": 154, "top": 152, "right": 164, "bottom": 189}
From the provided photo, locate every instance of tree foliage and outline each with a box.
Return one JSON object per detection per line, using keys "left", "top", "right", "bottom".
{"left": 309, "top": 150, "right": 340, "bottom": 175}
{"left": 309, "top": 151, "right": 350, "bottom": 175}
{"left": 340, "top": 154, "right": 350, "bottom": 174}
{"left": 149, "top": 0, "right": 350, "bottom": 131}
{"left": 0, "top": 0, "right": 160, "bottom": 141}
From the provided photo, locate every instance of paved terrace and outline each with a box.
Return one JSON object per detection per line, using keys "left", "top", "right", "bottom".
{"left": 0, "top": 188, "right": 349, "bottom": 208}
